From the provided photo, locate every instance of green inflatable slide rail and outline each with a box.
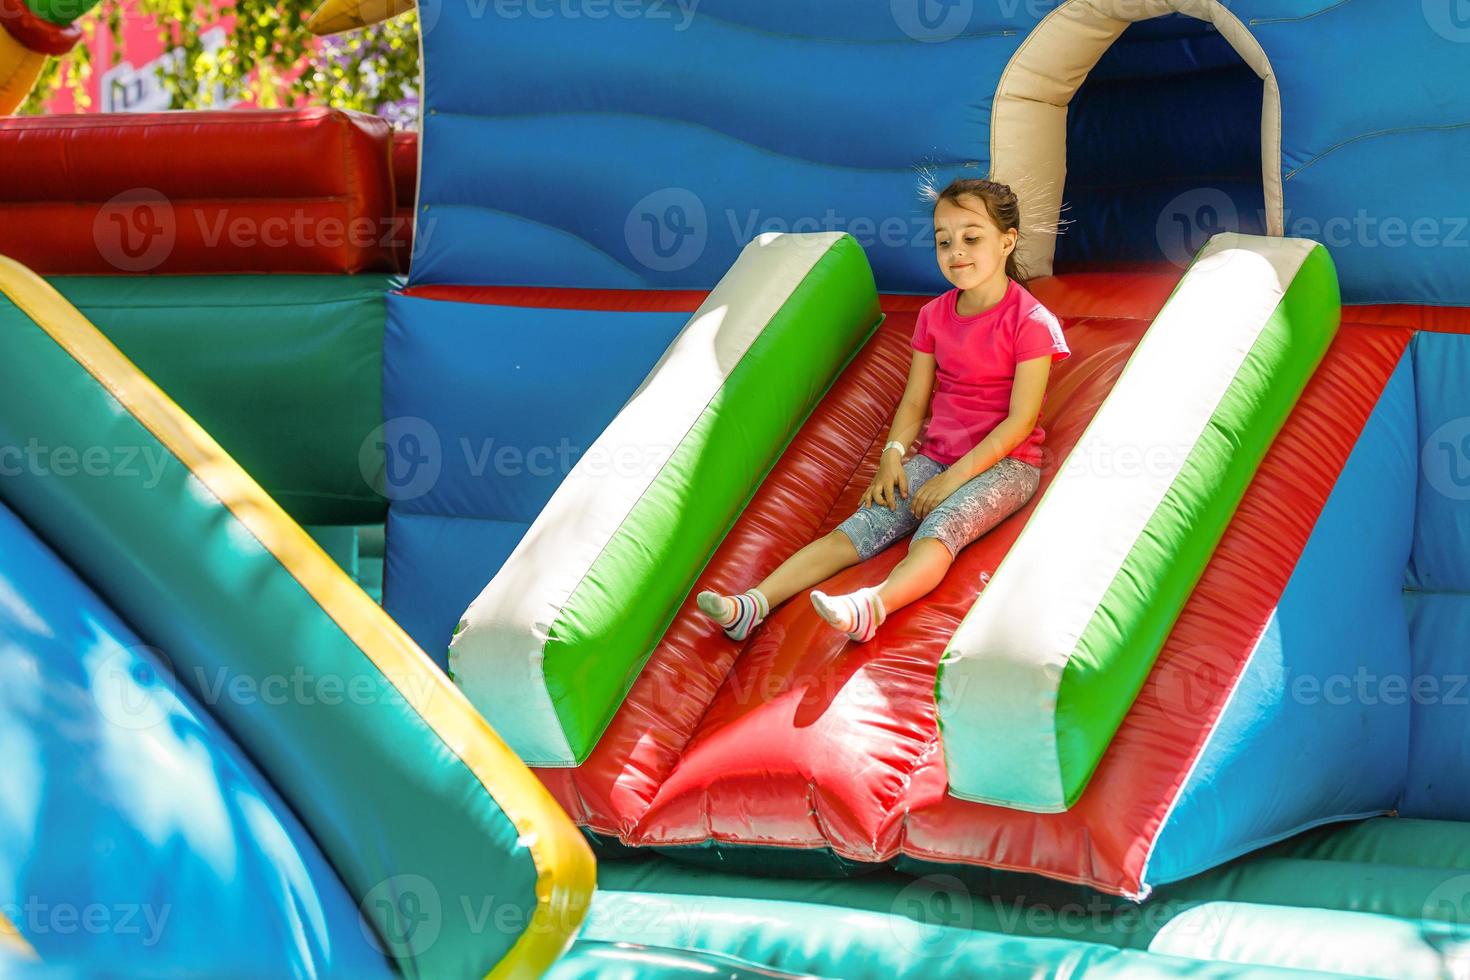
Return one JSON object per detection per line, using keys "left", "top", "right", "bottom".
{"left": 0, "top": 256, "right": 593, "bottom": 978}
{"left": 451, "top": 232, "right": 884, "bottom": 766}
{"left": 937, "top": 233, "right": 1341, "bottom": 812}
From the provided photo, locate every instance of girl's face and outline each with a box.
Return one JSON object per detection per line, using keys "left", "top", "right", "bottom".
{"left": 933, "top": 195, "right": 1017, "bottom": 292}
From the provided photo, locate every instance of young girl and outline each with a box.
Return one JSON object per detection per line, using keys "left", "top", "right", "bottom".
{"left": 697, "top": 178, "right": 1069, "bottom": 643}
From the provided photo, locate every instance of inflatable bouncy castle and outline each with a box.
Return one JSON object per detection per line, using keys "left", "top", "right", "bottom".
{"left": 2, "top": 1, "right": 1469, "bottom": 976}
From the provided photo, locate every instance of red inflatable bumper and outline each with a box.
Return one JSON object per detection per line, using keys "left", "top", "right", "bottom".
{"left": 0, "top": 108, "right": 400, "bottom": 274}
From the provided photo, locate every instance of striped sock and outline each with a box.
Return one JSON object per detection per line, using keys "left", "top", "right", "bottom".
{"left": 696, "top": 588, "right": 770, "bottom": 641}
{"left": 810, "top": 587, "right": 887, "bottom": 643}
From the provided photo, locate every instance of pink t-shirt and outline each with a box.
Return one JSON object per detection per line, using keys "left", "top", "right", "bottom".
{"left": 911, "top": 279, "right": 1069, "bottom": 468}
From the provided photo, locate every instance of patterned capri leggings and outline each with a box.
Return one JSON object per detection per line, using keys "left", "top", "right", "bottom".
{"left": 835, "top": 453, "right": 1041, "bottom": 562}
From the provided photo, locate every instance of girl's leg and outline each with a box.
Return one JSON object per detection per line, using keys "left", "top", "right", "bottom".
{"left": 700, "top": 456, "right": 943, "bottom": 641}
{"left": 895, "top": 456, "right": 1040, "bottom": 611}
{"left": 753, "top": 529, "right": 861, "bottom": 608}
{"left": 873, "top": 537, "right": 955, "bottom": 612}
{"left": 814, "top": 458, "right": 1039, "bottom": 643}
{"left": 772, "top": 452, "right": 949, "bottom": 606}
{"left": 811, "top": 538, "right": 951, "bottom": 643}
{"left": 699, "top": 530, "right": 863, "bottom": 641}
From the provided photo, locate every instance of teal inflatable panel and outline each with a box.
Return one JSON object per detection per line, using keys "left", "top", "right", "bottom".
{"left": 47, "top": 274, "right": 394, "bottom": 526}
{"left": 581, "top": 891, "right": 1351, "bottom": 979}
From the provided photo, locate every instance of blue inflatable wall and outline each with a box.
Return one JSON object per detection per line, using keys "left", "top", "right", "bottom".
{"left": 382, "top": 294, "right": 687, "bottom": 656}
{"left": 1401, "top": 331, "right": 1470, "bottom": 817}
{"left": 1145, "top": 353, "right": 1417, "bottom": 884}
{"left": 412, "top": 0, "right": 1470, "bottom": 306}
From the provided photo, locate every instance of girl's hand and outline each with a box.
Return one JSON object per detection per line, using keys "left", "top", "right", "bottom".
{"left": 911, "top": 468, "right": 963, "bottom": 520}
{"left": 861, "top": 452, "right": 909, "bottom": 511}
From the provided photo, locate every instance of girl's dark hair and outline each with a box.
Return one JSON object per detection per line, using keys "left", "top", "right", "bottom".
{"left": 931, "top": 178, "right": 1025, "bottom": 281}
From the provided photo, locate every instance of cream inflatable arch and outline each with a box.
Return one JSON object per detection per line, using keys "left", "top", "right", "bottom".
{"left": 991, "top": 0, "right": 1285, "bottom": 278}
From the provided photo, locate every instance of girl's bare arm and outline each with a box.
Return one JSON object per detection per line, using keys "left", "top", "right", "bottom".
{"left": 886, "top": 350, "right": 937, "bottom": 450}
{"left": 949, "top": 354, "right": 1052, "bottom": 480}
{"left": 862, "top": 351, "right": 937, "bottom": 509}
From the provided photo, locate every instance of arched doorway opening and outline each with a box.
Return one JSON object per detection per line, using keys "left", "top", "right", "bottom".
{"left": 989, "top": 0, "right": 1283, "bottom": 278}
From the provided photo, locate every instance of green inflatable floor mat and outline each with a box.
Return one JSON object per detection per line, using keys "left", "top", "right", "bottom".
{"left": 595, "top": 817, "right": 1470, "bottom": 978}
{"left": 548, "top": 940, "right": 834, "bottom": 979}
{"left": 581, "top": 891, "right": 1355, "bottom": 979}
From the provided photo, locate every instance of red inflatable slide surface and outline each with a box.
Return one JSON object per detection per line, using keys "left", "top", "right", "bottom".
{"left": 409, "top": 272, "right": 1412, "bottom": 897}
